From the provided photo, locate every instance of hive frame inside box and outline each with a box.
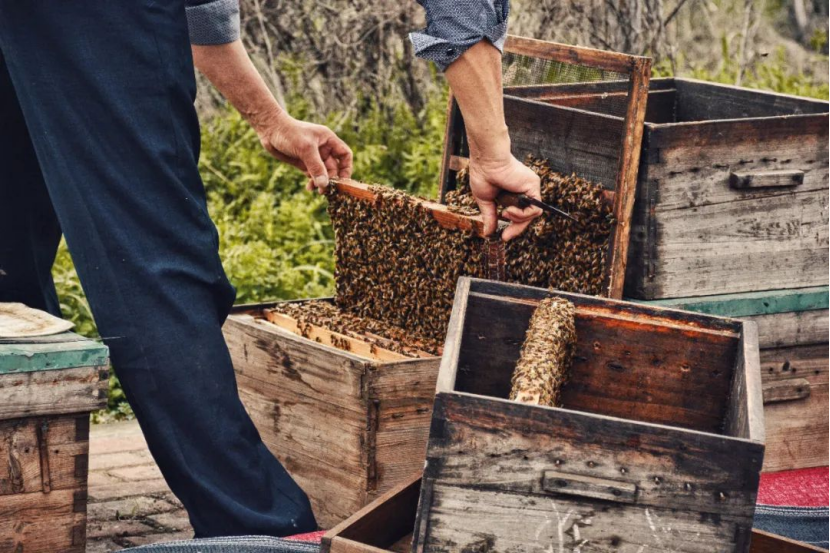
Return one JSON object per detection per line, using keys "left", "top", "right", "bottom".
{"left": 321, "top": 474, "right": 827, "bottom": 553}
{"left": 439, "top": 35, "right": 652, "bottom": 298}
{"left": 511, "top": 76, "right": 829, "bottom": 299}
{"left": 411, "top": 277, "right": 765, "bottom": 552}
{"left": 224, "top": 300, "right": 441, "bottom": 528}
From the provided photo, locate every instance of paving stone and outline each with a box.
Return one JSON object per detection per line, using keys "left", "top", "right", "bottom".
{"left": 90, "top": 449, "right": 154, "bottom": 471}
{"left": 147, "top": 510, "right": 193, "bottom": 533}
{"left": 88, "top": 471, "right": 124, "bottom": 488}
{"left": 87, "top": 519, "right": 155, "bottom": 540}
{"left": 109, "top": 463, "right": 164, "bottom": 482}
{"left": 87, "top": 496, "right": 178, "bottom": 521}
{"left": 84, "top": 538, "right": 122, "bottom": 553}
{"left": 89, "top": 478, "right": 172, "bottom": 501}
{"left": 123, "top": 531, "right": 195, "bottom": 547}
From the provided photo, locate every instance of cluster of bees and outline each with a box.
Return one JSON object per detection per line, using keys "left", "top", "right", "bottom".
{"left": 446, "top": 156, "right": 614, "bottom": 296}
{"left": 269, "top": 299, "right": 444, "bottom": 356}
{"left": 327, "top": 185, "right": 486, "bottom": 341}
{"left": 510, "top": 296, "right": 577, "bottom": 408}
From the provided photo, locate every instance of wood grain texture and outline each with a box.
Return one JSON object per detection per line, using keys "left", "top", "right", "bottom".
{"left": 416, "top": 392, "right": 762, "bottom": 552}
{"left": 0, "top": 487, "right": 87, "bottom": 553}
{"left": 504, "top": 35, "right": 648, "bottom": 74}
{"left": 625, "top": 86, "right": 828, "bottom": 299}
{"left": 225, "top": 309, "right": 439, "bottom": 528}
{"left": 0, "top": 365, "right": 107, "bottom": 421}
{"left": 750, "top": 529, "right": 827, "bottom": 552}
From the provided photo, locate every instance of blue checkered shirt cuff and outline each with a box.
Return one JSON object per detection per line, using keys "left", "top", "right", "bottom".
{"left": 410, "top": 0, "right": 509, "bottom": 71}
{"left": 185, "top": 0, "right": 240, "bottom": 45}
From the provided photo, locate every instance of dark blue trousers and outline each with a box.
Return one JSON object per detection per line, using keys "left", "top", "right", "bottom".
{"left": 0, "top": 1, "right": 316, "bottom": 537}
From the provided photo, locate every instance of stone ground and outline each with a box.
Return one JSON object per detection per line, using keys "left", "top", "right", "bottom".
{"left": 86, "top": 420, "right": 194, "bottom": 552}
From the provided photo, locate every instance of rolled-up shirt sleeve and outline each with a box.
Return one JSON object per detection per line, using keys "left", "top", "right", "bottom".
{"left": 185, "top": 0, "right": 240, "bottom": 45}
{"left": 410, "top": 0, "right": 509, "bottom": 71}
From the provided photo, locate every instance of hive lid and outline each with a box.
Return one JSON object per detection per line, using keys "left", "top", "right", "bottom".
{"left": 0, "top": 332, "right": 109, "bottom": 374}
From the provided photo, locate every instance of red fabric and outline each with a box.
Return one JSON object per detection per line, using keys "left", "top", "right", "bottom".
{"left": 758, "top": 467, "right": 829, "bottom": 507}
{"left": 285, "top": 530, "right": 325, "bottom": 543}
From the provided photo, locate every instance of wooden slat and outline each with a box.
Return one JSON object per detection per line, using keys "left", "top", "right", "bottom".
{"left": 763, "top": 378, "right": 811, "bottom": 403}
{"left": 322, "top": 472, "right": 421, "bottom": 553}
{"left": 0, "top": 365, "right": 107, "bottom": 421}
{"left": 724, "top": 321, "right": 766, "bottom": 442}
{"left": 0, "top": 487, "right": 87, "bottom": 553}
{"left": 752, "top": 309, "right": 829, "bottom": 349}
{"left": 730, "top": 169, "right": 805, "bottom": 189}
{"left": 262, "top": 311, "right": 410, "bottom": 362}
{"left": 637, "top": 286, "right": 829, "bottom": 318}
{"left": 504, "top": 35, "right": 649, "bottom": 74}
{"left": 418, "top": 392, "right": 762, "bottom": 551}
{"left": 760, "top": 343, "right": 828, "bottom": 385}
{"left": 750, "top": 529, "right": 827, "bottom": 552}
{"left": 333, "top": 179, "right": 484, "bottom": 236}
{"left": 0, "top": 332, "right": 108, "bottom": 375}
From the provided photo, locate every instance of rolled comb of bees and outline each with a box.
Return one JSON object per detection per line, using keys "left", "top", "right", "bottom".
{"left": 510, "top": 296, "right": 577, "bottom": 407}
{"left": 447, "top": 156, "right": 613, "bottom": 296}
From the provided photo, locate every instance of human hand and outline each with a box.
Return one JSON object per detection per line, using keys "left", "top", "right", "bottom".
{"left": 469, "top": 153, "right": 542, "bottom": 241}
{"left": 256, "top": 111, "right": 353, "bottom": 193}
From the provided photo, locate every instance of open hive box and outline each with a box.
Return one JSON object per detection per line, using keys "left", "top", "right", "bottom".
{"left": 491, "top": 77, "right": 829, "bottom": 299}
{"left": 412, "top": 278, "right": 764, "bottom": 552}
{"left": 440, "top": 35, "right": 652, "bottom": 298}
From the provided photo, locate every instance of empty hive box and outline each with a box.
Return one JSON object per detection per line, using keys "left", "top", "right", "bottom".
{"left": 411, "top": 277, "right": 766, "bottom": 552}
{"left": 0, "top": 333, "right": 109, "bottom": 552}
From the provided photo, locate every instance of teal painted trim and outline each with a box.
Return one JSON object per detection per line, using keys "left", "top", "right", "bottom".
{"left": 629, "top": 286, "right": 829, "bottom": 318}
{"left": 0, "top": 332, "right": 109, "bottom": 374}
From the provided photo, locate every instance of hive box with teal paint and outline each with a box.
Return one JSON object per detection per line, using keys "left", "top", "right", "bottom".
{"left": 643, "top": 286, "right": 828, "bottom": 473}
{"left": 0, "top": 333, "right": 109, "bottom": 552}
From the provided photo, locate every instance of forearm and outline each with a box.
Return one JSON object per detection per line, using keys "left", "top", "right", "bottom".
{"left": 444, "top": 41, "right": 511, "bottom": 163}
{"left": 192, "top": 40, "right": 283, "bottom": 134}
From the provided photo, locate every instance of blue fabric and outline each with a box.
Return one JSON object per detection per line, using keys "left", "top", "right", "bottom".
{"left": 186, "top": 0, "right": 240, "bottom": 45}
{"left": 123, "top": 536, "right": 319, "bottom": 552}
{"left": 411, "top": 0, "right": 510, "bottom": 70}
{"left": 0, "top": 0, "right": 315, "bottom": 538}
{"left": 754, "top": 505, "right": 829, "bottom": 550}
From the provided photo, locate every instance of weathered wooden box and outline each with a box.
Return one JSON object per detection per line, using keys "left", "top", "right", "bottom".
{"left": 445, "top": 78, "right": 829, "bottom": 299}
{"left": 644, "top": 286, "right": 829, "bottom": 472}
{"left": 322, "top": 475, "right": 827, "bottom": 553}
{"left": 0, "top": 333, "right": 109, "bottom": 552}
{"left": 411, "top": 277, "right": 765, "bottom": 552}
{"left": 224, "top": 302, "right": 440, "bottom": 528}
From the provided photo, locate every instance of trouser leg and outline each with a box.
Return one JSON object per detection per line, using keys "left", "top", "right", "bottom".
{"left": 0, "top": 52, "right": 62, "bottom": 315}
{"left": 0, "top": 0, "right": 316, "bottom": 536}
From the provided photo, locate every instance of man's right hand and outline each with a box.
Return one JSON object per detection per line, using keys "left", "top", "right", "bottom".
{"left": 469, "top": 154, "right": 542, "bottom": 241}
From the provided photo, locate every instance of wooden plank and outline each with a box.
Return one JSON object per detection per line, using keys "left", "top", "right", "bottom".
{"left": 333, "top": 179, "right": 484, "bottom": 236}
{"left": 750, "top": 529, "right": 827, "bottom": 552}
{"left": 435, "top": 278, "right": 470, "bottom": 394}
{"left": 724, "top": 321, "right": 766, "bottom": 443}
{"left": 752, "top": 309, "right": 829, "bottom": 349}
{"left": 262, "top": 312, "right": 410, "bottom": 362}
{"left": 730, "top": 169, "right": 805, "bottom": 189}
{"left": 323, "top": 472, "right": 421, "bottom": 553}
{"left": 675, "top": 78, "right": 828, "bottom": 120}
{"left": 455, "top": 291, "right": 741, "bottom": 434}
{"left": 420, "top": 393, "right": 762, "bottom": 551}
{"left": 0, "top": 415, "right": 90, "bottom": 496}
{"left": 635, "top": 286, "right": 829, "bottom": 318}
{"left": 0, "top": 365, "right": 107, "bottom": 421}
{"left": 0, "top": 333, "right": 108, "bottom": 374}
{"left": 504, "top": 35, "right": 649, "bottom": 74}
{"left": 0, "top": 487, "right": 87, "bottom": 553}
{"left": 760, "top": 343, "right": 828, "bottom": 385}
{"left": 641, "top": 188, "right": 828, "bottom": 298}
{"left": 607, "top": 55, "right": 652, "bottom": 298}
{"left": 761, "top": 381, "right": 829, "bottom": 472}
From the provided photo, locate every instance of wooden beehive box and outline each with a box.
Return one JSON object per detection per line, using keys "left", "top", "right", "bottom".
{"left": 439, "top": 36, "right": 652, "bottom": 298}
{"left": 224, "top": 301, "right": 441, "bottom": 528}
{"left": 410, "top": 277, "right": 765, "bottom": 552}
{"left": 322, "top": 474, "right": 827, "bottom": 553}
{"left": 0, "top": 333, "right": 109, "bottom": 552}
{"left": 643, "top": 286, "right": 829, "bottom": 473}
{"left": 493, "top": 77, "right": 829, "bottom": 299}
